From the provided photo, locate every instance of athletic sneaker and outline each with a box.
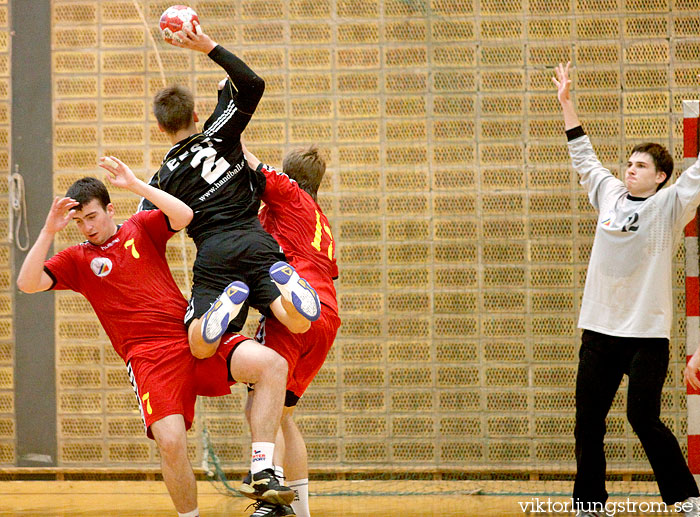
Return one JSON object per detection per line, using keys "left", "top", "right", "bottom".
{"left": 269, "top": 261, "right": 320, "bottom": 322}
{"left": 247, "top": 501, "right": 296, "bottom": 517}
{"left": 200, "top": 280, "right": 249, "bottom": 343}
{"left": 682, "top": 496, "right": 700, "bottom": 517}
{"left": 239, "top": 468, "right": 295, "bottom": 505}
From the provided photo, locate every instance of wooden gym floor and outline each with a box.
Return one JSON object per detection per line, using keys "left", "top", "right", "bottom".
{"left": 0, "top": 480, "right": 674, "bottom": 516}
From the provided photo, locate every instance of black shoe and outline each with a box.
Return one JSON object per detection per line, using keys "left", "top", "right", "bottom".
{"left": 239, "top": 468, "right": 295, "bottom": 505}
{"left": 247, "top": 501, "right": 296, "bottom": 517}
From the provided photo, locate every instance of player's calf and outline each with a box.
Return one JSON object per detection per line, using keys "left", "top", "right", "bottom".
{"left": 269, "top": 262, "right": 320, "bottom": 322}
{"left": 201, "top": 281, "right": 249, "bottom": 344}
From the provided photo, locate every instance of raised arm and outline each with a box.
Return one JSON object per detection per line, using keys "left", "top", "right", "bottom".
{"left": 169, "top": 26, "right": 264, "bottom": 114}
{"left": 206, "top": 45, "right": 265, "bottom": 112}
{"left": 553, "top": 62, "right": 581, "bottom": 131}
{"left": 241, "top": 141, "right": 261, "bottom": 171}
{"left": 99, "top": 156, "right": 193, "bottom": 230}
{"left": 17, "top": 197, "right": 78, "bottom": 293}
{"left": 666, "top": 154, "right": 700, "bottom": 229}
{"left": 241, "top": 141, "right": 285, "bottom": 207}
{"left": 552, "top": 62, "right": 623, "bottom": 209}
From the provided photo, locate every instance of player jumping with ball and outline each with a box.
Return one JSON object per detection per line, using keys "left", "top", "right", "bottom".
{"left": 136, "top": 18, "right": 318, "bottom": 512}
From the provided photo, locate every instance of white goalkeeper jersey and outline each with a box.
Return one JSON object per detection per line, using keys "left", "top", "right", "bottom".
{"left": 569, "top": 132, "right": 700, "bottom": 338}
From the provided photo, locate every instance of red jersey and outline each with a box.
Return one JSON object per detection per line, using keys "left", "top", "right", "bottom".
{"left": 44, "top": 210, "right": 189, "bottom": 363}
{"left": 258, "top": 164, "right": 338, "bottom": 314}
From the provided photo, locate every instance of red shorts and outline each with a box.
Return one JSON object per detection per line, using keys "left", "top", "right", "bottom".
{"left": 256, "top": 307, "right": 340, "bottom": 402}
{"left": 127, "top": 333, "right": 247, "bottom": 438}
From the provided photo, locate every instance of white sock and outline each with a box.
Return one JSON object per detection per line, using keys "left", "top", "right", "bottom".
{"left": 177, "top": 509, "right": 199, "bottom": 517}
{"left": 274, "top": 465, "right": 285, "bottom": 484}
{"left": 251, "top": 442, "right": 275, "bottom": 474}
{"left": 288, "top": 478, "right": 309, "bottom": 517}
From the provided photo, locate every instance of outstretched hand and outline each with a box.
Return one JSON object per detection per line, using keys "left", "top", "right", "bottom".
{"left": 168, "top": 25, "right": 217, "bottom": 54}
{"left": 685, "top": 352, "right": 700, "bottom": 391}
{"left": 99, "top": 156, "right": 138, "bottom": 191}
{"left": 44, "top": 196, "right": 79, "bottom": 234}
{"left": 552, "top": 61, "right": 572, "bottom": 105}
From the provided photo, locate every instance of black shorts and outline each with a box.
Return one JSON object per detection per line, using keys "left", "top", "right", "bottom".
{"left": 185, "top": 228, "right": 286, "bottom": 332}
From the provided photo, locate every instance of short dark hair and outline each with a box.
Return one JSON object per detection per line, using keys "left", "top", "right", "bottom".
{"left": 282, "top": 146, "right": 326, "bottom": 201}
{"left": 65, "top": 177, "right": 111, "bottom": 211}
{"left": 153, "top": 85, "right": 195, "bottom": 134}
{"left": 630, "top": 142, "right": 673, "bottom": 191}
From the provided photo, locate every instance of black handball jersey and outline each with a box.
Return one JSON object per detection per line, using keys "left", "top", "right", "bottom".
{"left": 139, "top": 45, "right": 266, "bottom": 246}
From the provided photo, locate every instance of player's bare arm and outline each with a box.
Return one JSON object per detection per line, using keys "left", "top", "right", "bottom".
{"left": 241, "top": 141, "right": 261, "bottom": 170}
{"left": 16, "top": 196, "right": 78, "bottom": 293}
{"left": 99, "top": 156, "right": 193, "bottom": 231}
{"left": 686, "top": 349, "right": 700, "bottom": 391}
{"left": 552, "top": 61, "right": 581, "bottom": 130}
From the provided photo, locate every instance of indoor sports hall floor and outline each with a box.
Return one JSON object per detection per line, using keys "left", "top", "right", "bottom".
{"left": 0, "top": 480, "right": 680, "bottom": 516}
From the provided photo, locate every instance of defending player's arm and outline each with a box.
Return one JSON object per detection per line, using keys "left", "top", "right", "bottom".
{"left": 99, "top": 156, "right": 193, "bottom": 231}
{"left": 554, "top": 61, "right": 623, "bottom": 209}
{"left": 241, "top": 141, "right": 261, "bottom": 171}
{"left": 242, "top": 142, "right": 296, "bottom": 211}
{"left": 553, "top": 61, "right": 580, "bottom": 131}
{"left": 16, "top": 196, "right": 79, "bottom": 293}
{"left": 685, "top": 348, "right": 700, "bottom": 391}
{"left": 666, "top": 156, "right": 700, "bottom": 228}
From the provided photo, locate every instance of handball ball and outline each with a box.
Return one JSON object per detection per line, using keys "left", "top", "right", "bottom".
{"left": 159, "top": 5, "right": 199, "bottom": 42}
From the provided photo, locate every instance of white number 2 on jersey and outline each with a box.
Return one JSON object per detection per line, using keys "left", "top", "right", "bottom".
{"left": 191, "top": 146, "right": 230, "bottom": 184}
